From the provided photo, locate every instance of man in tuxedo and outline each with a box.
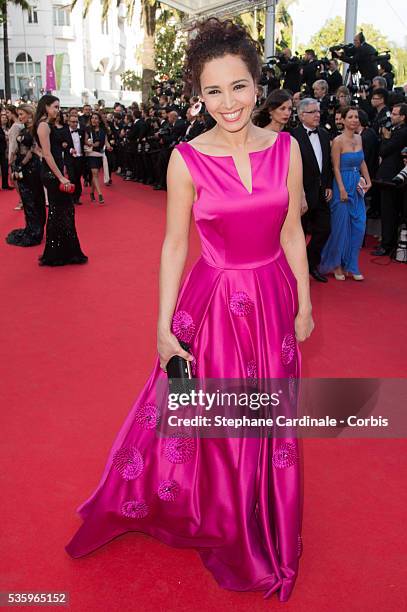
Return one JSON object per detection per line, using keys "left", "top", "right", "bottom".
{"left": 79, "top": 104, "right": 92, "bottom": 130}
{"left": 312, "top": 79, "right": 330, "bottom": 128}
{"left": 301, "top": 49, "right": 320, "bottom": 95}
{"left": 65, "top": 115, "right": 86, "bottom": 204}
{"left": 292, "top": 98, "right": 333, "bottom": 282}
{"left": 125, "top": 110, "right": 148, "bottom": 181}
{"left": 326, "top": 59, "right": 343, "bottom": 95}
{"left": 184, "top": 106, "right": 206, "bottom": 141}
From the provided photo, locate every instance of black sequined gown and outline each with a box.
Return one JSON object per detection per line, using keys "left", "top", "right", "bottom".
{"left": 5, "top": 127, "right": 46, "bottom": 247}
{"left": 39, "top": 123, "right": 88, "bottom": 266}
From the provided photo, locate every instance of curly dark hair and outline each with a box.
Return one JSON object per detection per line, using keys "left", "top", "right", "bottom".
{"left": 182, "top": 17, "right": 262, "bottom": 96}
{"left": 252, "top": 89, "right": 293, "bottom": 128}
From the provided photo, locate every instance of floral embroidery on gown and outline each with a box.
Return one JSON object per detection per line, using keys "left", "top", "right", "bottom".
{"left": 65, "top": 131, "right": 303, "bottom": 602}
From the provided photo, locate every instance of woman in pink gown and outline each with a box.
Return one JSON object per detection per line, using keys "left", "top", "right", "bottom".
{"left": 65, "top": 18, "right": 314, "bottom": 602}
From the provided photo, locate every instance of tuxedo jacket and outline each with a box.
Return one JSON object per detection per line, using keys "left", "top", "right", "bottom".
{"left": 292, "top": 124, "right": 333, "bottom": 208}
{"left": 376, "top": 124, "right": 407, "bottom": 180}
{"left": 128, "top": 119, "right": 148, "bottom": 148}
{"left": 64, "top": 128, "right": 86, "bottom": 164}
{"left": 185, "top": 120, "right": 206, "bottom": 141}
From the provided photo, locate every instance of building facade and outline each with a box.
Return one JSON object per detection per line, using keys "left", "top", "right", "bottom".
{"left": 0, "top": 0, "right": 143, "bottom": 106}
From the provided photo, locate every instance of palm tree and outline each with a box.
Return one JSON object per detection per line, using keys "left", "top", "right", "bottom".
{"left": 1, "top": 0, "right": 29, "bottom": 101}
{"left": 72, "top": 0, "right": 158, "bottom": 103}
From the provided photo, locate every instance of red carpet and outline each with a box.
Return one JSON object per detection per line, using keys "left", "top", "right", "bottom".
{"left": 1, "top": 179, "right": 406, "bottom": 611}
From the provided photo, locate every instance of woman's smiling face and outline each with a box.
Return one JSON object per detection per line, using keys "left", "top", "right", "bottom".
{"left": 199, "top": 54, "right": 256, "bottom": 133}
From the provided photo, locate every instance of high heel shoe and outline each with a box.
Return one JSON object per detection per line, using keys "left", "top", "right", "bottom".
{"left": 334, "top": 272, "right": 346, "bottom": 280}
{"left": 90, "top": 192, "right": 95, "bottom": 202}
{"left": 98, "top": 194, "right": 105, "bottom": 204}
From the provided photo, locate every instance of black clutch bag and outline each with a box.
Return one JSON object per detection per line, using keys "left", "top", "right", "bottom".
{"left": 166, "top": 340, "right": 193, "bottom": 380}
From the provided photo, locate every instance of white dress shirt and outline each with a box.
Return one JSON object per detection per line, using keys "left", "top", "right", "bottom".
{"left": 70, "top": 129, "right": 82, "bottom": 156}
{"left": 185, "top": 119, "right": 196, "bottom": 137}
{"left": 302, "top": 123, "right": 323, "bottom": 173}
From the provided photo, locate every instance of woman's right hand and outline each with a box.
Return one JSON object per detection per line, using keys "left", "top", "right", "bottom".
{"left": 157, "top": 330, "right": 193, "bottom": 373}
{"left": 59, "top": 177, "right": 72, "bottom": 191}
{"left": 340, "top": 187, "right": 348, "bottom": 202}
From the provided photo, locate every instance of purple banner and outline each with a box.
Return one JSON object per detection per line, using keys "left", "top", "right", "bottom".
{"left": 45, "top": 55, "right": 56, "bottom": 91}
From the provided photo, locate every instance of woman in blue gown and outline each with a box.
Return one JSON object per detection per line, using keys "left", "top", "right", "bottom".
{"left": 319, "top": 106, "right": 372, "bottom": 280}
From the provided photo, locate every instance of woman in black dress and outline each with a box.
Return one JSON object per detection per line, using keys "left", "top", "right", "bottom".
{"left": 5, "top": 105, "right": 46, "bottom": 246}
{"left": 33, "top": 95, "right": 88, "bottom": 267}
{"left": 54, "top": 111, "right": 72, "bottom": 167}
{"left": 84, "top": 112, "right": 106, "bottom": 204}
{"left": 0, "top": 109, "right": 13, "bottom": 190}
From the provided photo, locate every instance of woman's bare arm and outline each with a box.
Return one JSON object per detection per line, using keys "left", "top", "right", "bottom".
{"left": 37, "top": 122, "right": 65, "bottom": 182}
{"left": 157, "top": 148, "right": 195, "bottom": 368}
{"left": 280, "top": 137, "right": 314, "bottom": 341}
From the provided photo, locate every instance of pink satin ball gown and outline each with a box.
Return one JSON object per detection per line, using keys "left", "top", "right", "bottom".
{"left": 65, "top": 130, "right": 303, "bottom": 602}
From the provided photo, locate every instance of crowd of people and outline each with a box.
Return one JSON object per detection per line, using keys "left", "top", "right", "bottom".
{"left": 1, "top": 30, "right": 406, "bottom": 272}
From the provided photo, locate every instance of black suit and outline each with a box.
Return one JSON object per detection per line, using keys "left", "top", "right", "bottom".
{"left": 327, "top": 70, "right": 343, "bottom": 95}
{"left": 280, "top": 56, "right": 302, "bottom": 93}
{"left": 301, "top": 59, "right": 320, "bottom": 94}
{"left": 128, "top": 118, "right": 148, "bottom": 178}
{"left": 342, "top": 42, "right": 378, "bottom": 81}
{"left": 292, "top": 124, "right": 333, "bottom": 270}
{"left": 65, "top": 128, "right": 86, "bottom": 202}
{"left": 156, "top": 119, "right": 187, "bottom": 187}
{"left": 376, "top": 124, "right": 407, "bottom": 251}
{"left": 372, "top": 106, "right": 390, "bottom": 136}
{"left": 184, "top": 119, "right": 206, "bottom": 141}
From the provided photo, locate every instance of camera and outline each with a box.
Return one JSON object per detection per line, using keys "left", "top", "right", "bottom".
{"left": 378, "top": 110, "right": 392, "bottom": 131}
{"left": 359, "top": 78, "right": 371, "bottom": 92}
{"left": 330, "top": 42, "right": 355, "bottom": 56}
{"left": 392, "top": 147, "right": 407, "bottom": 185}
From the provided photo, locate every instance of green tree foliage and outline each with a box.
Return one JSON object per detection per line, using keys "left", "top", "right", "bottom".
{"left": 120, "top": 69, "right": 142, "bottom": 90}
{"left": 306, "top": 16, "right": 406, "bottom": 85}
{"left": 154, "top": 7, "right": 186, "bottom": 81}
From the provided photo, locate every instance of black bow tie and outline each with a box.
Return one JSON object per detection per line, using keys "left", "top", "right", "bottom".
{"left": 70, "top": 129, "right": 79, "bottom": 133}
{"left": 307, "top": 129, "right": 318, "bottom": 136}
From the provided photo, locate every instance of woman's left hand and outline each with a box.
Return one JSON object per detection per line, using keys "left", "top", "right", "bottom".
{"left": 295, "top": 310, "right": 314, "bottom": 342}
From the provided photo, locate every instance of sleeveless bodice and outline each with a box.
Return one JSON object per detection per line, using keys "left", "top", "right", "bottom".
{"left": 175, "top": 131, "right": 291, "bottom": 269}
{"left": 42, "top": 124, "right": 64, "bottom": 173}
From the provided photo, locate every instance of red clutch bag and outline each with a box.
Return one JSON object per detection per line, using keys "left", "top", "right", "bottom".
{"left": 59, "top": 182, "right": 75, "bottom": 194}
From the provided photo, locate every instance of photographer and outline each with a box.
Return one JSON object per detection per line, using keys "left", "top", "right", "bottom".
{"left": 301, "top": 49, "right": 320, "bottom": 95}
{"left": 378, "top": 61, "right": 394, "bottom": 91}
{"left": 371, "top": 88, "right": 391, "bottom": 135}
{"left": 327, "top": 59, "right": 343, "bottom": 95}
{"left": 335, "top": 32, "right": 378, "bottom": 81}
{"left": 312, "top": 79, "right": 330, "bottom": 127}
{"left": 372, "top": 103, "right": 407, "bottom": 256}
{"left": 260, "top": 66, "right": 280, "bottom": 96}
{"left": 278, "top": 48, "right": 302, "bottom": 94}
{"left": 357, "top": 109, "right": 380, "bottom": 184}
{"left": 371, "top": 76, "right": 388, "bottom": 91}
{"left": 125, "top": 110, "right": 148, "bottom": 182}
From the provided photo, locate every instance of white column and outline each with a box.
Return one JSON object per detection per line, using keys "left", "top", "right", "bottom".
{"left": 344, "top": 0, "right": 358, "bottom": 43}
{"left": 264, "top": 0, "right": 277, "bottom": 61}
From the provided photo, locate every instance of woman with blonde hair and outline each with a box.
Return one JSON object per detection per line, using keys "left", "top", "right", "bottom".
{"left": 5, "top": 104, "right": 46, "bottom": 246}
